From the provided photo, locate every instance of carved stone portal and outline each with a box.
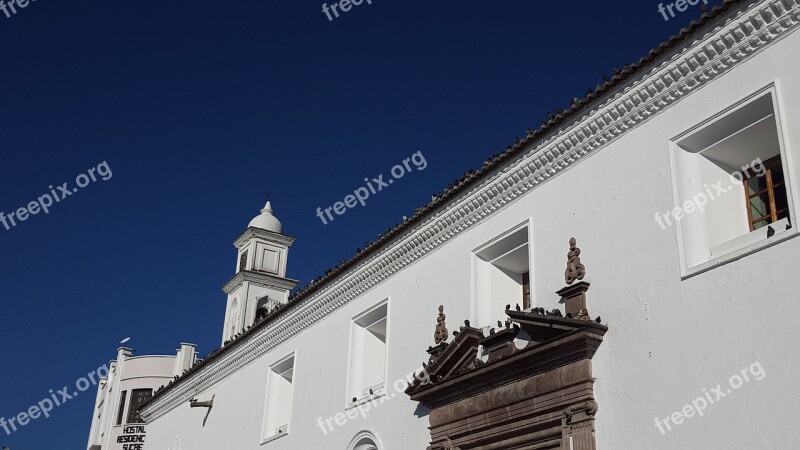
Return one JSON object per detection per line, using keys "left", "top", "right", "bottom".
{"left": 407, "top": 307, "right": 607, "bottom": 450}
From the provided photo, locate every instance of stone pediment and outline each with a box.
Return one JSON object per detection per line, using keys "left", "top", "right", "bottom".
{"left": 422, "top": 323, "right": 483, "bottom": 383}
{"left": 407, "top": 304, "right": 608, "bottom": 450}
{"left": 407, "top": 308, "right": 607, "bottom": 408}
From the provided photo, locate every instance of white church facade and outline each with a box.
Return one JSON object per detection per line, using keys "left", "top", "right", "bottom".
{"left": 133, "top": 0, "right": 800, "bottom": 448}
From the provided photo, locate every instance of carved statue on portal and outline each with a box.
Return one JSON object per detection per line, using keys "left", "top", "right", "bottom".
{"left": 434, "top": 305, "right": 448, "bottom": 344}
{"left": 576, "top": 308, "right": 592, "bottom": 321}
{"left": 564, "top": 237, "right": 586, "bottom": 285}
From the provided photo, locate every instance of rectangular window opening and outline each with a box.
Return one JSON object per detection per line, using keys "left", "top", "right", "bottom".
{"left": 239, "top": 250, "right": 248, "bottom": 271}
{"left": 473, "top": 223, "right": 531, "bottom": 327}
{"left": 263, "top": 354, "right": 295, "bottom": 441}
{"left": 126, "top": 389, "right": 152, "bottom": 424}
{"left": 347, "top": 301, "right": 388, "bottom": 406}
{"left": 671, "top": 88, "right": 794, "bottom": 275}
{"left": 115, "top": 390, "right": 127, "bottom": 426}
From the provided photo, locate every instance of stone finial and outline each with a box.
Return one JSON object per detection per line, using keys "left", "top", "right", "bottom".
{"left": 434, "top": 305, "right": 448, "bottom": 344}
{"left": 564, "top": 237, "right": 586, "bottom": 285}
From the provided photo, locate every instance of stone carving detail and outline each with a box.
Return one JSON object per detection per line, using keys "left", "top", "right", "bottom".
{"left": 564, "top": 400, "right": 599, "bottom": 420}
{"left": 434, "top": 305, "right": 449, "bottom": 344}
{"left": 564, "top": 237, "right": 586, "bottom": 285}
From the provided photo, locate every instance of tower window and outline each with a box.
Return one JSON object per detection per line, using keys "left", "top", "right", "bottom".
{"left": 239, "top": 250, "right": 248, "bottom": 271}
{"left": 228, "top": 298, "right": 239, "bottom": 340}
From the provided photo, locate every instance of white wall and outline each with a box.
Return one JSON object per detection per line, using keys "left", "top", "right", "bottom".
{"left": 88, "top": 346, "right": 195, "bottom": 450}
{"left": 144, "top": 5, "right": 800, "bottom": 449}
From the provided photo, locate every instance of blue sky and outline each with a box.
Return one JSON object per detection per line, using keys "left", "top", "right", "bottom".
{"left": 0, "top": 0, "right": 724, "bottom": 447}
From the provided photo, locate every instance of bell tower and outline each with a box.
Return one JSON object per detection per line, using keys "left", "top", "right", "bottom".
{"left": 221, "top": 200, "right": 298, "bottom": 344}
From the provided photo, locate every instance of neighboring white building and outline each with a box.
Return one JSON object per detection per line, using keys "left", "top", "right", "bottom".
{"left": 86, "top": 344, "right": 196, "bottom": 450}
{"left": 138, "top": 0, "right": 800, "bottom": 448}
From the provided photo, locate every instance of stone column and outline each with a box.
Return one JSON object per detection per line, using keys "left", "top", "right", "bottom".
{"left": 563, "top": 401, "right": 598, "bottom": 450}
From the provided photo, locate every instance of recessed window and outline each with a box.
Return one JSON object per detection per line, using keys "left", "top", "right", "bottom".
{"left": 116, "top": 390, "right": 127, "bottom": 426}
{"left": 262, "top": 354, "right": 295, "bottom": 442}
{"left": 522, "top": 271, "right": 531, "bottom": 310}
{"left": 239, "top": 250, "right": 248, "bottom": 271}
{"left": 228, "top": 298, "right": 239, "bottom": 340}
{"left": 126, "top": 389, "right": 152, "bottom": 424}
{"left": 670, "top": 88, "right": 794, "bottom": 275}
{"left": 347, "top": 301, "right": 388, "bottom": 406}
{"left": 255, "top": 295, "right": 274, "bottom": 321}
{"left": 473, "top": 223, "right": 531, "bottom": 327}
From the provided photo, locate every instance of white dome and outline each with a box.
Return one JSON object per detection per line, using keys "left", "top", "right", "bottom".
{"left": 248, "top": 201, "right": 283, "bottom": 233}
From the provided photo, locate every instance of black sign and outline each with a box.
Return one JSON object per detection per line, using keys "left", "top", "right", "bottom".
{"left": 117, "top": 425, "right": 146, "bottom": 450}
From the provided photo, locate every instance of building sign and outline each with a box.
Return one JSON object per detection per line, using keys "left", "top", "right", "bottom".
{"left": 116, "top": 425, "right": 146, "bottom": 450}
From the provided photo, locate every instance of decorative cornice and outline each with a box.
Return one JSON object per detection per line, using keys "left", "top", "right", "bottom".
{"left": 141, "top": 0, "right": 800, "bottom": 421}
{"left": 233, "top": 227, "right": 296, "bottom": 250}
{"left": 221, "top": 270, "right": 299, "bottom": 294}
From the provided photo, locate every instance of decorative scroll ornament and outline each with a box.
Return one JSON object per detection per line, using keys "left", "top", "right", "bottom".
{"left": 434, "top": 305, "right": 449, "bottom": 344}
{"left": 564, "top": 400, "right": 599, "bottom": 419}
{"left": 564, "top": 237, "right": 586, "bottom": 285}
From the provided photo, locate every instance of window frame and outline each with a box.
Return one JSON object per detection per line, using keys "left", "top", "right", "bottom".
{"left": 471, "top": 220, "right": 533, "bottom": 327}
{"left": 743, "top": 155, "right": 789, "bottom": 231}
{"left": 668, "top": 84, "right": 797, "bottom": 279}
{"left": 260, "top": 352, "right": 296, "bottom": 444}
{"left": 345, "top": 299, "right": 390, "bottom": 409}
{"left": 239, "top": 250, "right": 249, "bottom": 271}
{"left": 115, "top": 390, "right": 127, "bottom": 426}
{"left": 126, "top": 388, "right": 153, "bottom": 424}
